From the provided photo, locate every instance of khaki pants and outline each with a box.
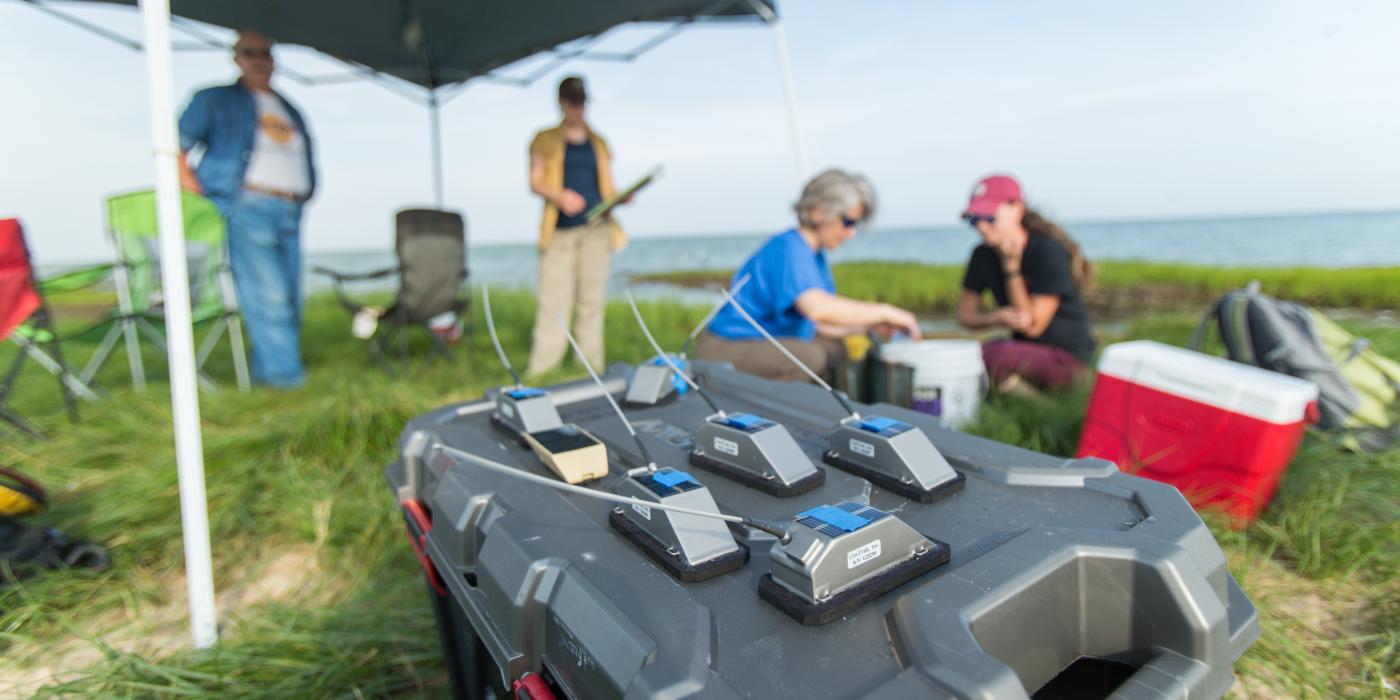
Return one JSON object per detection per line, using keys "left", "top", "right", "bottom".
{"left": 527, "top": 221, "right": 612, "bottom": 376}
{"left": 693, "top": 332, "right": 846, "bottom": 385}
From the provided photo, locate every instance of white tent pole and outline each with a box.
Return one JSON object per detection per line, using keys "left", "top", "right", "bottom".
{"left": 137, "top": 0, "right": 219, "bottom": 649}
{"left": 745, "top": 1, "right": 808, "bottom": 182}
{"left": 770, "top": 18, "right": 808, "bottom": 181}
{"left": 428, "top": 91, "right": 444, "bottom": 207}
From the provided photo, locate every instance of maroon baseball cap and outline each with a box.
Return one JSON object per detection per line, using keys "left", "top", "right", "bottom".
{"left": 963, "top": 174, "right": 1022, "bottom": 217}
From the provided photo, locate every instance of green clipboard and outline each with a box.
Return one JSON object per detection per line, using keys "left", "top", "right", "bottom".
{"left": 585, "top": 165, "right": 662, "bottom": 224}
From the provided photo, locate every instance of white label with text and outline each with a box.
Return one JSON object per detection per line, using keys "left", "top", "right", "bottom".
{"left": 850, "top": 439, "right": 876, "bottom": 458}
{"left": 714, "top": 437, "right": 740, "bottom": 456}
{"left": 847, "top": 539, "right": 882, "bottom": 569}
{"left": 500, "top": 402, "right": 515, "bottom": 419}
{"left": 632, "top": 503, "right": 652, "bottom": 520}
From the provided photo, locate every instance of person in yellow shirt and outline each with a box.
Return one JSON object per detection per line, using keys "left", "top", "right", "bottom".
{"left": 525, "top": 76, "right": 630, "bottom": 377}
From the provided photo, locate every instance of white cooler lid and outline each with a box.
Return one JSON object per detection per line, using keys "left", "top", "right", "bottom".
{"left": 1097, "top": 340, "right": 1319, "bottom": 424}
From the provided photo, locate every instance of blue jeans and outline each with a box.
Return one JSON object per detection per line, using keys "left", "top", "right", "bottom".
{"left": 227, "top": 191, "right": 305, "bottom": 387}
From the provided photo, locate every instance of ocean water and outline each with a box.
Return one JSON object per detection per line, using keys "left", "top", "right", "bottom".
{"left": 306, "top": 209, "right": 1400, "bottom": 297}
{"left": 40, "top": 210, "right": 1398, "bottom": 299}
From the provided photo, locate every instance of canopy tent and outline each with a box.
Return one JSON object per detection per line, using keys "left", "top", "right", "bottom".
{"left": 26, "top": 0, "right": 805, "bottom": 650}
{"left": 29, "top": 0, "right": 807, "bottom": 202}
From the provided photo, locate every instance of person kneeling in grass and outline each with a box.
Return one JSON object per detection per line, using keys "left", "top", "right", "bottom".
{"left": 956, "top": 174, "right": 1096, "bottom": 392}
{"left": 695, "top": 169, "right": 921, "bottom": 383}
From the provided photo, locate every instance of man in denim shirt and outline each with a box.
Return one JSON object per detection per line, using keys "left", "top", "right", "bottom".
{"left": 178, "top": 29, "right": 316, "bottom": 388}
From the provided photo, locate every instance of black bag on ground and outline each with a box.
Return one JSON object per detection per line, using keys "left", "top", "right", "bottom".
{"left": 0, "top": 464, "right": 110, "bottom": 583}
{"left": 1191, "top": 283, "right": 1400, "bottom": 452}
{"left": 0, "top": 517, "right": 111, "bottom": 583}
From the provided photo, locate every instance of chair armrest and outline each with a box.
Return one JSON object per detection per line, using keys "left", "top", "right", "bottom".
{"left": 38, "top": 264, "right": 113, "bottom": 294}
{"left": 312, "top": 266, "right": 398, "bottom": 282}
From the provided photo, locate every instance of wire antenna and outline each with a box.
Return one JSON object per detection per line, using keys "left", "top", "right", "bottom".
{"left": 679, "top": 273, "right": 751, "bottom": 357}
{"left": 481, "top": 284, "right": 522, "bottom": 388}
{"left": 437, "top": 444, "right": 791, "bottom": 542}
{"left": 719, "top": 288, "right": 859, "bottom": 418}
{"left": 624, "top": 291, "right": 723, "bottom": 415}
{"left": 557, "top": 315, "right": 658, "bottom": 472}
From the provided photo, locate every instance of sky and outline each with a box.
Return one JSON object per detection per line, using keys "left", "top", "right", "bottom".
{"left": 2, "top": 1, "right": 1399, "bottom": 264}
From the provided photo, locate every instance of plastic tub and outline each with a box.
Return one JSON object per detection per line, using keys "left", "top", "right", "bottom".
{"left": 879, "top": 340, "right": 986, "bottom": 428}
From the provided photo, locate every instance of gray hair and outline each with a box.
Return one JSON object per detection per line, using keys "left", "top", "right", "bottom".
{"left": 793, "top": 169, "right": 876, "bottom": 228}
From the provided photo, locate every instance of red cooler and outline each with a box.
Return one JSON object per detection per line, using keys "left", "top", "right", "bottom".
{"left": 1077, "top": 341, "right": 1318, "bottom": 524}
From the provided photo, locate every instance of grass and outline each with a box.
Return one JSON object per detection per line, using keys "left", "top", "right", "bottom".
{"left": 1, "top": 286, "right": 1397, "bottom": 698}
{"left": 634, "top": 260, "right": 1400, "bottom": 315}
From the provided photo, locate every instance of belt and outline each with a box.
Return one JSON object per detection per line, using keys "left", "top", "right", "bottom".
{"left": 244, "top": 184, "right": 306, "bottom": 202}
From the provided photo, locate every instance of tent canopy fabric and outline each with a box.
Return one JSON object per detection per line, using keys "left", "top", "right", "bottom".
{"left": 87, "top": 0, "right": 775, "bottom": 88}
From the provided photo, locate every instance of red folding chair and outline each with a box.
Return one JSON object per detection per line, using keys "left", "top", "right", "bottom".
{"left": 1, "top": 218, "right": 96, "bottom": 438}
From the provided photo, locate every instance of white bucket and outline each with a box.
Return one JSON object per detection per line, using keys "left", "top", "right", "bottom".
{"left": 880, "top": 340, "right": 987, "bottom": 428}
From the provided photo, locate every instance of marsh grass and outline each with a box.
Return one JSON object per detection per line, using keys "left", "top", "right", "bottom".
{"left": 1, "top": 288, "right": 1396, "bottom": 698}
{"left": 636, "top": 261, "right": 1400, "bottom": 315}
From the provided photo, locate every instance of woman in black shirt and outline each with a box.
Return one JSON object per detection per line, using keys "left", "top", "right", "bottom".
{"left": 956, "top": 175, "right": 1096, "bottom": 390}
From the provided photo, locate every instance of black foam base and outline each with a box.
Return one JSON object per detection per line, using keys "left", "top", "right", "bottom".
{"left": 758, "top": 539, "right": 951, "bottom": 625}
{"left": 822, "top": 451, "right": 965, "bottom": 504}
{"left": 608, "top": 509, "right": 749, "bottom": 582}
{"left": 688, "top": 450, "right": 825, "bottom": 497}
{"left": 488, "top": 413, "right": 529, "bottom": 446}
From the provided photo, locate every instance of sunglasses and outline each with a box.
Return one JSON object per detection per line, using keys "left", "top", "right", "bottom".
{"left": 963, "top": 214, "right": 995, "bottom": 228}
{"left": 841, "top": 215, "right": 861, "bottom": 230}
{"left": 237, "top": 47, "right": 273, "bottom": 59}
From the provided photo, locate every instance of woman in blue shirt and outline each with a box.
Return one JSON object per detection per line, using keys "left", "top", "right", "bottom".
{"left": 696, "top": 169, "right": 921, "bottom": 383}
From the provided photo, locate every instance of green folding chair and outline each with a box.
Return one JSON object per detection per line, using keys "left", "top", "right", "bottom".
{"left": 79, "top": 190, "right": 250, "bottom": 392}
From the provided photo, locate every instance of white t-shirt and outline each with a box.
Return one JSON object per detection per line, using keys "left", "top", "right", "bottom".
{"left": 242, "top": 91, "right": 310, "bottom": 197}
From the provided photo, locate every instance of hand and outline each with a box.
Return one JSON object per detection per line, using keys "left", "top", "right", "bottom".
{"left": 557, "top": 189, "right": 586, "bottom": 216}
{"left": 995, "top": 306, "right": 1031, "bottom": 332}
{"left": 179, "top": 171, "right": 204, "bottom": 195}
{"left": 995, "top": 234, "right": 1025, "bottom": 266}
{"left": 879, "top": 305, "right": 922, "bottom": 340}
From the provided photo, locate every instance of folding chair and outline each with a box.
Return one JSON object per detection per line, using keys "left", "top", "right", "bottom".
{"left": 0, "top": 218, "right": 99, "bottom": 438}
{"left": 79, "top": 190, "right": 250, "bottom": 392}
{"left": 314, "top": 208, "right": 472, "bottom": 369}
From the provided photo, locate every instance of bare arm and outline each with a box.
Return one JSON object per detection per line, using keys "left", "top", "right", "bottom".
{"left": 178, "top": 152, "right": 203, "bottom": 194}
{"left": 1000, "top": 247, "right": 1061, "bottom": 338}
{"left": 956, "top": 289, "right": 1000, "bottom": 329}
{"left": 1003, "top": 267, "right": 1033, "bottom": 326}
{"left": 815, "top": 321, "right": 864, "bottom": 338}
{"left": 958, "top": 289, "right": 1035, "bottom": 332}
{"left": 1018, "top": 295, "right": 1062, "bottom": 338}
{"left": 529, "top": 153, "right": 585, "bottom": 216}
{"left": 795, "top": 289, "right": 921, "bottom": 338}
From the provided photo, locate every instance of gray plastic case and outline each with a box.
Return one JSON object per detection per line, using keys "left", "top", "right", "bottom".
{"left": 388, "top": 362, "right": 1258, "bottom": 699}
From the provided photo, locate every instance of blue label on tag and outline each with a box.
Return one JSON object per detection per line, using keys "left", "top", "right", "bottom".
{"left": 798, "top": 505, "right": 871, "bottom": 532}
{"left": 653, "top": 470, "right": 697, "bottom": 488}
{"left": 506, "top": 387, "right": 546, "bottom": 399}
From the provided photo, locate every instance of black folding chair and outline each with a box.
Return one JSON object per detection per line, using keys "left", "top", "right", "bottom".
{"left": 314, "top": 209, "right": 472, "bottom": 369}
